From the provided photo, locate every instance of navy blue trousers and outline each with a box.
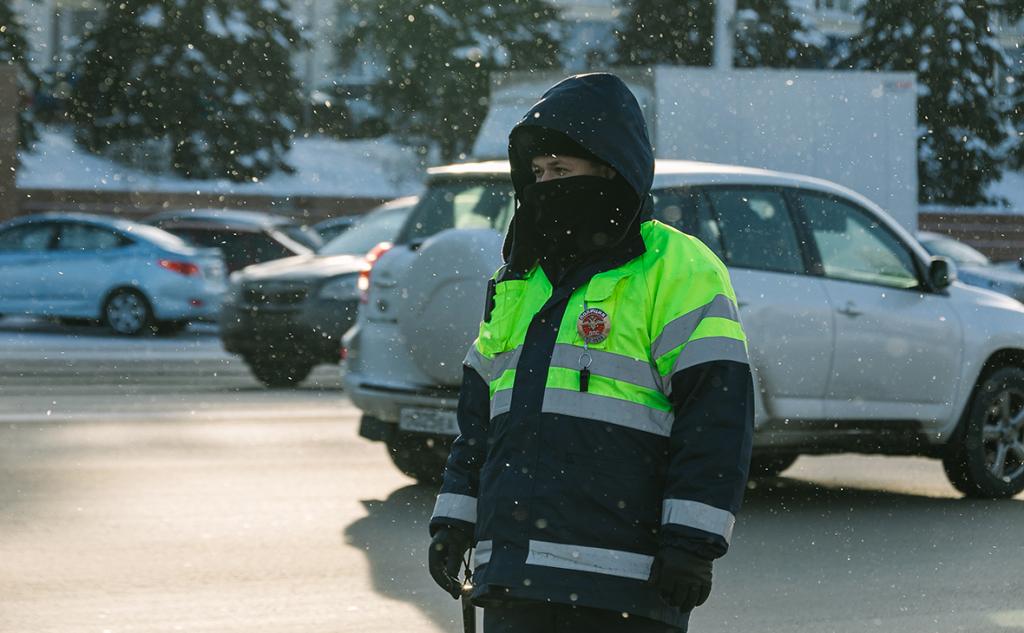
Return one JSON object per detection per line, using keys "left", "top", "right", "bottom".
{"left": 483, "top": 602, "right": 684, "bottom": 633}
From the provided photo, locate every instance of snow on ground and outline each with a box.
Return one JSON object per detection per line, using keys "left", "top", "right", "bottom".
{"left": 17, "top": 129, "right": 426, "bottom": 198}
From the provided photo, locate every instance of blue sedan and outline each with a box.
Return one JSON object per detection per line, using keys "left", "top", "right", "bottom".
{"left": 0, "top": 213, "right": 227, "bottom": 335}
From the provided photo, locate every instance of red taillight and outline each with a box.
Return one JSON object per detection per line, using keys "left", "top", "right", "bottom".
{"left": 339, "top": 346, "right": 348, "bottom": 361}
{"left": 159, "top": 259, "right": 200, "bottom": 276}
{"left": 359, "top": 241, "right": 393, "bottom": 304}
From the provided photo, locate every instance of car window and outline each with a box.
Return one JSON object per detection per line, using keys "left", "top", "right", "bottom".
{"left": 705, "top": 188, "right": 805, "bottom": 274}
{"left": 163, "top": 227, "right": 291, "bottom": 270}
{"left": 55, "top": 223, "right": 125, "bottom": 251}
{"left": 0, "top": 223, "right": 57, "bottom": 252}
{"left": 319, "top": 206, "right": 411, "bottom": 256}
{"left": 651, "top": 187, "right": 725, "bottom": 259}
{"left": 798, "top": 192, "right": 919, "bottom": 289}
{"left": 399, "top": 180, "right": 514, "bottom": 243}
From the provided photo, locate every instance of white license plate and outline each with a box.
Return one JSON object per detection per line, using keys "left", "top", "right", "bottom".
{"left": 399, "top": 408, "right": 459, "bottom": 435}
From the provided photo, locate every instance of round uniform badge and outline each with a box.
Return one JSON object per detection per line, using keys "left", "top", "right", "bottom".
{"left": 577, "top": 308, "right": 611, "bottom": 344}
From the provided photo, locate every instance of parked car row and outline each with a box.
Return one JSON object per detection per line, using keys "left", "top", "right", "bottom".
{"left": 341, "top": 159, "right": 1024, "bottom": 500}
{"left": 4, "top": 158, "right": 1024, "bottom": 499}
{"left": 0, "top": 203, "right": 410, "bottom": 377}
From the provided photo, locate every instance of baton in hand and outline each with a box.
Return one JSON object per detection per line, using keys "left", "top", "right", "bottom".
{"left": 460, "top": 548, "right": 475, "bottom": 633}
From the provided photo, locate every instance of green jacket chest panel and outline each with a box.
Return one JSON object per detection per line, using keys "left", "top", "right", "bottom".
{"left": 479, "top": 264, "right": 653, "bottom": 362}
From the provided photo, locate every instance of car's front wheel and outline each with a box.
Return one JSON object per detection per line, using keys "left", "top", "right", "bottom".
{"left": 245, "top": 354, "right": 315, "bottom": 388}
{"left": 104, "top": 289, "right": 154, "bottom": 336}
{"left": 386, "top": 432, "right": 450, "bottom": 485}
{"left": 943, "top": 366, "right": 1024, "bottom": 499}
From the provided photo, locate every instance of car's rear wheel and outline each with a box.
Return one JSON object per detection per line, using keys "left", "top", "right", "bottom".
{"left": 104, "top": 289, "right": 154, "bottom": 336}
{"left": 245, "top": 354, "right": 315, "bottom": 388}
{"left": 386, "top": 432, "right": 450, "bottom": 485}
{"left": 943, "top": 367, "right": 1024, "bottom": 499}
{"left": 749, "top": 453, "right": 799, "bottom": 478}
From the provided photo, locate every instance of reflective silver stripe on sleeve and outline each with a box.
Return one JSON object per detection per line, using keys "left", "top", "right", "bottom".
{"left": 662, "top": 498, "right": 736, "bottom": 543}
{"left": 663, "top": 336, "right": 750, "bottom": 396}
{"left": 652, "top": 294, "right": 741, "bottom": 361}
{"left": 549, "top": 344, "right": 660, "bottom": 392}
{"left": 490, "top": 389, "right": 513, "bottom": 419}
{"left": 490, "top": 347, "right": 522, "bottom": 381}
{"left": 463, "top": 346, "right": 492, "bottom": 381}
{"left": 474, "top": 540, "right": 492, "bottom": 568}
{"left": 525, "top": 540, "right": 654, "bottom": 581}
{"left": 432, "top": 493, "right": 478, "bottom": 524}
{"left": 465, "top": 346, "right": 521, "bottom": 384}
{"left": 541, "top": 389, "right": 673, "bottom": 437}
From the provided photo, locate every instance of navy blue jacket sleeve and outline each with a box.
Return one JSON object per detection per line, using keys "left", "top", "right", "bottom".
{"left": 660, "top": 359, "right": 754, "bottom": 560}
{"left": 428, "top": 364, "right": 490, "bottom": 539}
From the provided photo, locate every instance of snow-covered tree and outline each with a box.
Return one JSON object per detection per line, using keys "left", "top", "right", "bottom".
{"left": 70, "top": 0, "right": 305, "bottom": 182}
{"left": 734, "top": 0, "right": 826, "bottom": 69}
{"left": 1009, "top": 59, "right": 1024, "bottom": 171}
{"left": 1, "top": 0, "right": 39, "bottom": 147}
{"left": 616, "top": 0, "right": 714, "bottom": 67}
{"left": 337, "top": 0, "right": 561, "bottom": 161}
{"left": 1002, "top": 3, "right": 1024, "bottom": 170}
{"left": 839, "top": 0, "right": 1011, "bottom": 205}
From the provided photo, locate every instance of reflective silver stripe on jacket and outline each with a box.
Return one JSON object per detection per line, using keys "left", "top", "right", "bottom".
{"left": 542, "top": 388, "right": 673, "bottom": 437}
{"left": 651, "top": 294, "right": 741, "bottom": 361}
{"left": 525, "top": 540, "right": 653, "bottom": 581}
{"left": 491, "top": 389, "right": 513, "bottom": 419}
{"left": 662, "top": 498, "right": 736, "bottom": 543}
{"left": 463, "top": 346, "right": 491, "bottom": 380}
{"left": 549, "top": 344, "right": 661, "bottom": 393}
{"left": 431, "top": 493, "right": 478, "bottom": 524}
{"left": 474, "top": 540, "right": 492, "bottom": 567}
{"left": 465, "top": 346, "right": 522, "bottom": 384}
{"left": 664, "top": 336, "right": 750, "bottom": 396}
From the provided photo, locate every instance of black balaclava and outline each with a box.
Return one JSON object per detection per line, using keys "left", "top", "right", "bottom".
{"left": 503, "top": 73, "right": 655, "bottom": 279}
{"left": 514, "top": 129, "right": 640, "bottom": 277}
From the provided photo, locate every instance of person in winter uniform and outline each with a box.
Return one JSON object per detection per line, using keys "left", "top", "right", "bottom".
{"left": 428, "top": 73, "right": 754, "bottom": 633}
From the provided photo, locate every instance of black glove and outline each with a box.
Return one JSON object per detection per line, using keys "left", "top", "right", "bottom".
{"left": 649, "top": 547, "right": 714, "bottom": 611}
{"left": 428, "top": 527, "right": 472, "bottom": 599}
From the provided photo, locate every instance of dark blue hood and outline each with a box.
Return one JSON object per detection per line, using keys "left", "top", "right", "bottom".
{"left": 508, "top": 73, "right": 655, "bottom": 202}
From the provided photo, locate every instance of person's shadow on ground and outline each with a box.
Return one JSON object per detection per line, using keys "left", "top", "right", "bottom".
{"left": 344, "top": 483, "right": 468, "bottom": 631}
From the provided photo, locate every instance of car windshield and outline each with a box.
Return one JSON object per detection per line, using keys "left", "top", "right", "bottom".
{"left": 397, "top": 179, "right": 515, "bottom": 244}
{"left": 920, "top": 235, "right": 990, "bottom": 266}
{"left": 278, "top": 224, "right": 323, "bottom": 251}
{"left": 319, "top": 205, "right": 411, "bottom": 256}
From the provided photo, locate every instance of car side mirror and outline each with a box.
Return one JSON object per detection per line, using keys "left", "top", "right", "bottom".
{"left": 929, "top": 257, "right": 956, "bottom": 290}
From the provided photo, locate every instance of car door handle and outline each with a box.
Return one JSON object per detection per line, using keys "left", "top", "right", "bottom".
{"left": 837, "top": 302, "right": 862, "bottom": 318}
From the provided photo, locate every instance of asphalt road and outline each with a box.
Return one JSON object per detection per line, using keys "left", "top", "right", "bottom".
{"left": 1, "top": 318, "right": 1023, "bottom": 633}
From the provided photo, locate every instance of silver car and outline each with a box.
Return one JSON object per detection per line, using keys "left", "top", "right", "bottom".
{"left": 0, "top": 213, "right": 226, "bottom": 335}
{"left": 344, "top": 160, "right": 1024, "bottom": 499}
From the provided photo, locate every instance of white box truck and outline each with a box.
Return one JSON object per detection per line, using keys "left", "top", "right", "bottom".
{"left": 473, "top": 67, "right": 918, "bottom": 229}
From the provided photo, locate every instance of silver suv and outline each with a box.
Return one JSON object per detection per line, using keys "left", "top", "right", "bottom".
{"left": 342, "top": 160, "right": 1024, "bottom": 499}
